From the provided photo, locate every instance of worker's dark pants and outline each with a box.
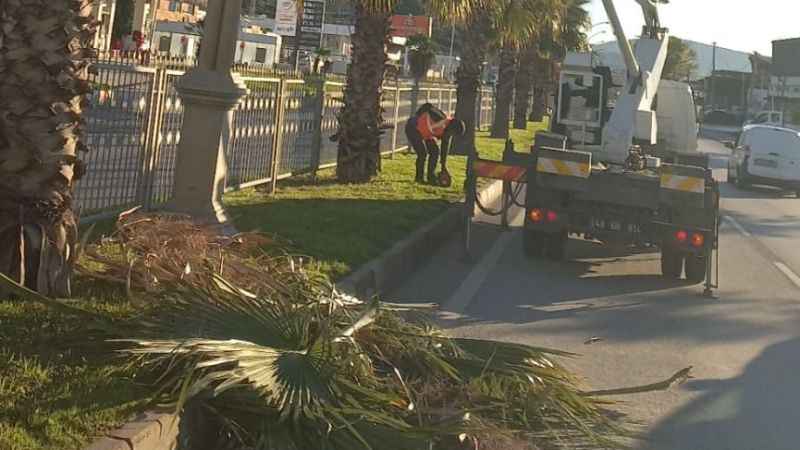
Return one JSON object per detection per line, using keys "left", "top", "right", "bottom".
{"left": 405, "top": 119, "right": 442, "bottom": 182}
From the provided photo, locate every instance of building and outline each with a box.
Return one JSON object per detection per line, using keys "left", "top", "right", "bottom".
{"left": 152, "top": 19, "right": 281, "bottom": 66}
{"left": 92, "top": 0, "right": 118, "bottom": 52}
{"left": 152, "top": 21, "right": 202, "bottom": 58}
{"left": 769, "top": 38, "right": 800, "bottom": 122}
{"left": 235, "top": 31, "right": 282, "bottom": 66}
{"left": 133, "top": 0, "right": 207, "bottom": 46}
{"left": 242, "top": 15, "right": 354, "bottom": 64}
{"left": 749, "top": 53, "right": 772, "bottom": 112}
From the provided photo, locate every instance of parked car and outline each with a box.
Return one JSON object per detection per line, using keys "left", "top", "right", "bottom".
{"left": 746, "top": 110, "right": 784, "bottom": 126}
{"left": 728, "top": 125, "right": 800, "bottom": 195}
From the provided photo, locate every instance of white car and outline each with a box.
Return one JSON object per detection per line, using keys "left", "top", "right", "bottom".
{"left": 728, "top": 125, "right": 800, "bottom": 196}
{"left": 746, "top": 111, "right": 784, "bottom": 127}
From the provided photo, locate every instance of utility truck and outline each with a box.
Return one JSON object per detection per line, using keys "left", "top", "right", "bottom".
{"left": 465, "top": 0, "right": 720, "bottom": 294}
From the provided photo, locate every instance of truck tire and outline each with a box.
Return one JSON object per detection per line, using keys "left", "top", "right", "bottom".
{"left": 523, "top": 229, "right": 545, "bottom": 258}
{"left": 545, "top": 231, "right": 568, "bottom": 261}
{"left": 661, "top": 248, "right": 683, "bottom": 279}
{"left": 685, "top": 254, "right": 708, "bottom": 284}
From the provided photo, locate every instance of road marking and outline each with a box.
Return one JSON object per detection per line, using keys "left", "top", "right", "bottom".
{"left": 724, "top": 215, "right": 752, "bottom": 237}
{"left": 443, "top": 209, "right": 523, "bottom": 315}
{"left": 774, "top": 262, "right": 800, "bottom": 289}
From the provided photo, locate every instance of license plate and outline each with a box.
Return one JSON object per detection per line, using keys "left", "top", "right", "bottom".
{"left": 593, "top": 218, "right": 622, "bottom": 231}
{"left": 754, "top": 158, "right": 778, "bottom": 168}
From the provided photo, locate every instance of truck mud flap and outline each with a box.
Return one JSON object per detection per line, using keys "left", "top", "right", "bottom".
{"left": 659, "top": 163, "right": 706, "bottom": 208}
{"left": 535, "top": 147, "right": 592, "bottom": 192}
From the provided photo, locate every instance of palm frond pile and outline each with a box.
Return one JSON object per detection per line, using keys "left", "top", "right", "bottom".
{"left": 80, "top": 212, "right": 624, "bottom": 450}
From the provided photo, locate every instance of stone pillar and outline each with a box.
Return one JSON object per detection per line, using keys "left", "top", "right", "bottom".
{"left": 168, "top": 0, "right": 247, "bottom": 225}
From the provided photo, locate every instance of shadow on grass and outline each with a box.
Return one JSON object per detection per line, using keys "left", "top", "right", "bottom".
{"left": 227, "top": 197, "right": 456, "bottom": 280}
{"left": 0, "top": 294, "right": 150, "bottom": 450}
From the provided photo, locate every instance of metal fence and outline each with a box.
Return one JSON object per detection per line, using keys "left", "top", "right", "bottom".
{"left": 78, "top": 56, "right": 495, "bottom": 222}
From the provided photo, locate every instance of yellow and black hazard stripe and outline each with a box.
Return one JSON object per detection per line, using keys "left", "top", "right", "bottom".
{"left": 659, "top": 164, "right": 706, "bottom": 194}
{"left": 660, "top": 174, "right": 705, "bottom": 193}
{"left": 473, "top": 160, "right": 527, "bottom": 182}
{"left": 535, "top": 147, "right": 592, "bottom": 179}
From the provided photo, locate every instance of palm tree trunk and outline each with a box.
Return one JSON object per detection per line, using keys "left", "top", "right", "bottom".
{"left": 490, "top": 44, "right": 518, "bottom": 138}
{"left": 530, "top": 56, "right": 552, "bottom": 122}
{"left": 513, "top": 46, "right": 537, "bottom": 130}
{"left": 454, "top": 16, "right": 491, "bottom": 156}
{"left": 0, "top": 0, "right": 94, "bottom": 296}
{"left": 335, "top": 4, "right": 390, "bottom": 183}
{"left": 411, "top": 77, "right": 421, "bottom": 114}
{"left": 530, "top": 85, "right": 547, "bottom": 122}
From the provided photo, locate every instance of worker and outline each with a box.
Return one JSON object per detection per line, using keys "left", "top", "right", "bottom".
{"left": 405, "top": 103, "right": 465, "bottom": 185}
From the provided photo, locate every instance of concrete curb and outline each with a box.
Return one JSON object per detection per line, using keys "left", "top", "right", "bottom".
{"left": 84, "top": 181, "right": 503, "bottom": 450}
{"left": 86, "top": 412, "right": 178, "bottom": 450}
{"left": 338, "top": 179, "right": 504, "bottom": 298}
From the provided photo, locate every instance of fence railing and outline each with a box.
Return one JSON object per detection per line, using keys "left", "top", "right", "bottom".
{"left": 78, "top": 56, "right": 495, "bottom": 222}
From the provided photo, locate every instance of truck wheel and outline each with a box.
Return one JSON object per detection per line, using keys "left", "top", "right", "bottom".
{"left": 685, "top": 254, "right": 708, "bottom": 284}
{"left": 661, "top": 248, "right": 683, "bottom": 279}
{"left": 545, "top": 231, "right": 568, "bottom": 261}
{"left": 523, "top": 229, "right": 545, "bottom": 258}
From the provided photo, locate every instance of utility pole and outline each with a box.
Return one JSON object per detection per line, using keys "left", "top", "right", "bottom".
{"left": 782, "top": 76, "right": 788, "bottom": 127}
{"left": 249, "top": 0, "right": 257, "bottom": 16}
{"left": 710, "top": 41, "right": 717, "bottom": 112}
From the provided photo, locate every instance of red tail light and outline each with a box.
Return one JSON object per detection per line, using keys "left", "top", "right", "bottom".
{"left": 675, "top": 230, "right": 688, "bottom": 243}
{"left": 691, "top": 233, "right": 705, "bottom": 248}
{"left": 546, "top": 210, "right": 558, "bottom": 223}
{"left": 529, "top": 208, "right": 544, "bottom": 223}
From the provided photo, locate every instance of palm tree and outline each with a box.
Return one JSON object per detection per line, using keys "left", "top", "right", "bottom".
{"left": 407, "top": 34, "right": 436, "bottom": 113}
{"left": 513, "top": 0, "right": 589, "bottom": 129}
{"left": 456, "top": 0, "right": 560, "bottom": 150}
{"left": 490, "top": 44, "right": 519, "bottom": 138}
{"left": 335, "top": 1, "right": 476, "bottom": 183}
{"left": 512, "top": 44, "right": 540, "bottom": 129}
{"left": 0, "top": 0, "right": 95, "bottom": 296}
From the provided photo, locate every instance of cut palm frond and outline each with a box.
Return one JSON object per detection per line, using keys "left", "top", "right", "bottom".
{"left": 82, "top": 215, "right": 633, "bottom": 448}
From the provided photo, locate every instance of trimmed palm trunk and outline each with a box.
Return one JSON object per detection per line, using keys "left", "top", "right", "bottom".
{"left": 0, "top": 0, "right": 94, "bottom": 296}
{"left": 454, "top": 16, "right": 491, "bottom": 156}
{"left": 514, "top": 46, "right": 537, "bottom": 129}
{"left": 530, "top": 85, "right": 548, "bottom": 121}
{"left": 530, "top": 57, "right": 552, "bottom": 122}
{"left": 335, "top": 5, "right": 390, "bottom": 183}
{"left": 490, "top": 44, "right": 518, "bottom": 138}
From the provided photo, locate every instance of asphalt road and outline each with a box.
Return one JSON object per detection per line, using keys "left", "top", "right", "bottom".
{"left": 388, "top": 138, "right": 800, "bottom": 449}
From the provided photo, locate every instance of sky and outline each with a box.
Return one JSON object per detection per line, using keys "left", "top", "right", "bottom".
{"left": 587, "top": 0, "right": 799, "bottom": 55}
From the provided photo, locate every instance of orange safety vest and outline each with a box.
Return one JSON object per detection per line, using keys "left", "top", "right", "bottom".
{"left": 416, "top": 113, "right": 451, "bottom": 141}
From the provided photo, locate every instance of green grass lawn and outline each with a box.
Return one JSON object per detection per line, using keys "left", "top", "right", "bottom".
{"left": 0, "top": 294, "right": 149, "bottom": 450}
{"left": 225, "top": 121, "right": 546, "bottom": 279}
{"left": 0, "top": 121, "right": 545, "bottom": 450}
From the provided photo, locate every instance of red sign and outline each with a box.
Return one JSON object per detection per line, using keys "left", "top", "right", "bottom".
{"left": 390, "top": 15, "right": 432, "bottom": 38}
